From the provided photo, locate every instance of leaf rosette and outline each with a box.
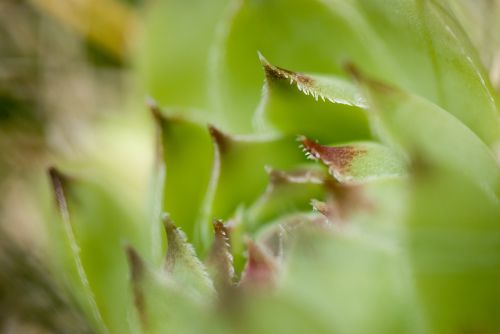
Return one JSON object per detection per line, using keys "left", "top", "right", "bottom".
{"left": 48, "top": 1, "right": 500, "bottom": 333}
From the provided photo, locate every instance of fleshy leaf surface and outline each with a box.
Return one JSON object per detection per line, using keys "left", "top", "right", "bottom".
{"left": 245, "top": 166, "right": 327, "bottom": 231}
{"left": 139, "top": 0, "right": 231, "bottom": 124}
{"left": 356, "top": 73, "right": 500, "bottom": 195}
{"left": 197, "top": 127, "right": 306, "bottom": 250}
{"left": 300, "top": 137, "right": 407, "bottom": 183}
{"left": 48, "top": 169, "right": 148, "bottom": 334}
{"left": 213, "top": 0, "right": 387, "bottom": 133}
{"left": 407, "top": 166, "right": 500, "bottom": 333}
{"left": 239, "top": 240, "right": 279, "bottom": 289}
{"left": 154, "top": 106, "right": 214, "bottom": 247}
{"left": 143, "top": 0, "right": 500, "bottom": 141}
{"left": 205, "top": 220, "right": 235, "bottom": 292}
{"left": 241, "top": 230, "right": 420, "bottom": 334}
{"left": 163, "top": 215, "right": 214, "bottom": 298}
{"left": 328, "top": 0, "right": 500, "bottom": 145}
{"left": 255, "top": 55, "right": 371, "bottom": 143}
{"left": 125, "top": 246, "right": 208, "bottom": 334}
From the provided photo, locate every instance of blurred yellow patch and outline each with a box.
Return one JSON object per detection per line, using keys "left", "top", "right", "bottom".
{"left": 29, "top": 0, "right": 138, "bottom": 60}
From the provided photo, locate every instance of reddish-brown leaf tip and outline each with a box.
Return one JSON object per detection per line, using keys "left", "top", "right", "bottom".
{"left": 343, "top": 62, "right": 397, "bottom": 95}
{"left": 47, "top": 166, "right": 72, "bottom": 221}
{"left": 161, "top": 212, "right": 175, "bottom": 234}
{"left": 48, "top": 166, "right": 64, "bottom": 202}
{"left": 343, "top": 62, "right": 363, "bottom": 83}
{"left": 311, "top": 199, "right": 331, "bottom": 218}
{"left": 162, "top": 213, "right": 180, "bottom": 272}
{"left": 125, "top": 245, "right": 144, "bottom": 283}
{"left": 299, "top": 137, "right": 366, "bottom": 175}
{"left": 208, "top": 125, "right": 230, "bottom": 154}
{"left": 213, "top": 219, "right": 230, "bottom": 244}
{"left": 259, "top": 53, "right": 313, "bottom": 86}
{"left": 147, "top": 97, "right": 165, "bottom": 125}
{"left": 125, "top": 245, "right": 147, "bottom": 325}
{"left": 206, "top": 219, "right": 235, "bottom": 289}
{"left": 240, "top": 239, "right": 278, "bottom": 288}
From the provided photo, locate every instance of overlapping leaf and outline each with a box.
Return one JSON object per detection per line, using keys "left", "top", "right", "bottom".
{"left": 143, "top": 0, "right": 500, "bottom": 142}
{"left": 407, "top": 166, "right": 500, "bottom": 333}
{"left": 197, "top": 128, "right": 307, "bottom": 250}
{"left": 255, "top": 55, "right": 371, "bottom": 143}
{"left": 300, "top": 137, "right": 407, "bottom": 183}
{"left": 153, "top": 106, "right": 214, "bottom": 247}
{"left": 48, "top": 169, "right": 149, "bottom": 334}
{"left": 355, "top": 71, "right": 500, "bottom": 196}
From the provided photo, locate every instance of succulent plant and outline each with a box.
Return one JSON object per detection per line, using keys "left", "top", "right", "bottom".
{"left": 46, "top": 1, "right": 500, "bottom": 334}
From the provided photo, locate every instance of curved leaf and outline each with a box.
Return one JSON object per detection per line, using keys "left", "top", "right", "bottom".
{"left": 197, "top": 127, "right": 307, "bottom": 251}
{"left": 213, "top": 0, "right": 386, "bottom": 133}
{"left": 125, "top": 246, "right": 208, "bottom": 334}
{"left": 407, "top": 166, "right": 500, "bottom": 333}
{"left": 139, "top": 0, "right": 231, "bottom": 123}
{"left": 153, "top": 106, "right": 214, "bottom": 249}
{"left": 143, "top": 0, "right": 500, "bottom": 142}
{"left": 255, "top": 55, "right": 371, "bottom": 143}
{"left": 245, "top": 166, "right": 327, "bottom": 231}
{"left": 355, "top": 72, "right": 500, "bottom": 195}
{"left": 48, "top": 169, "right": 148, "bottom": 334}
{"left": 163, "top": 215, "right": 214, "bottom": 298}
{"left": 299, "top": 137, "right": 407, "bottom": 183}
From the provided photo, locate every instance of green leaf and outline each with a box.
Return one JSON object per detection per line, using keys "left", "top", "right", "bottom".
{"left": 245, "top": 166, "right": 327, "bottom": 231}
{"left": 163, "top": 215, "right": 214, "bottom": 298}
{"left": 48, "top": 169, "right": 149, "bottom": 334}
{"left": 48, "top": 168, "right": 109, "bottom": 334}
{"left": 239, "top": 239, "right": 279, "bottom": 289}
{"left": 153, "top": 106, "right": 214, "bottom": 250}
{"left": 197, "top": 127, "right": 307, "bottom": 251}
{"left": 259, "top": 53, "right": 367, "bottom": 108}
{"left": 255, "top": 212, "right": 329, "bottom": 259}
{"left": 340, "top": 0, "right": 500, "bottom": 145}
{"left": 205, "top": 219, "right": 235, "bottom": 291}
{"left": 242, "top": 230, "right": 421, "bottom": 334}
{"left": 143, "top": 0, "right": 500, "bottom": 141}
{"left": 255, "top": 55, "right": 371, "bottom": 143}
{"left": 299, "top": 137, "right": 407, "bottom": 183}
{"left": 125, "top": 246, "right": 209, "bottom": 334}
{"left": 139, "top": 0, "right": 231, "bottom": 126}
{"left": 213, "top": 0, "right": 384, "bottom": 133}
{"left": 407, "top": 166, "right": 500, "bottom": 333}
{"left": 356, "top": 72, "right": 500, "bottom": 195}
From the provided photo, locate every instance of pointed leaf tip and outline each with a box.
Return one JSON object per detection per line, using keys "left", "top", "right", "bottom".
{"left": 343, "top": 62, "right": 363, "bottom": 82}
{"left": 240, "top": 239, "right": 278, "bottom": 288}
{"left": 208, "top": 125, "right": 230, "bottom": 153}
{"left": 161, "top": 212, "right": 175, "bottom": 234}
{"left": 162, "top": 213, "right": 199, "bottom": 268}
{"left": 261, "top": 59, "right": 311, "bottom": 86}
{"left": 300, "top": 137, "right": 366, "bottom": 172}
{"left": 257, "top": 51, "right": 269, "bottom": 67}
{"left": 344, "top": 63, "right": 397, "bottom": 96}
{"left": 160, "top": 213, "right": 214, "bottom": 296}
{"left": 47, "top": 166, "right": 72, "bottom": 222}
{"left": 147, "top": 97, "right": 165, "bottom": 124}
{"left": 48, "top": 166, "right": 65, "bottom": 206}
{"left": 311, "top": 199, "right": 331, "bottom": 217}
{"left": 213, "top": 219, "right": 231, "bottom": 247}
{"left": 125, "top": 245, "right": 144, "bottom": 282}
{"left": 206, "top": 219, "right": 235, "bottom": 289}
{"left": 300, "top": 137, "right": 405, "bottom": 183}
{"left": 125, "top": 245, "right": 146, "bottom": 325}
